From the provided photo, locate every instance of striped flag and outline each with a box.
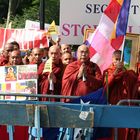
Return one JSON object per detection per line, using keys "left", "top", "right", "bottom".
{"left": 85, "top": 0, "right": 131, "bottom": 72}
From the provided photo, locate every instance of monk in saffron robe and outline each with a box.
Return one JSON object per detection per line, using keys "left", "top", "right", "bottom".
{"left": 61, "top": 44, "right": 102, "bottom": 102}
{"left": 103, "top": 50, "right": 138, "bottom": 140}
{"left": 38, "top": 45, "right": 63, "bottom": 101}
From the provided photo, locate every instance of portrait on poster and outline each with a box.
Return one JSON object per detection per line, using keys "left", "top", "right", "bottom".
{"left": 5, "top": 66, "right": 17, "bottom": 81}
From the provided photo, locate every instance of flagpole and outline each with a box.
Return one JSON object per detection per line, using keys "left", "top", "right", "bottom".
{"left": 105, "top": 72, "right": 109, "bottom": 104}
{"left": 120, "top": 36, "right": 126, "bottom": 62}
{"left": 6, "top": 0, "right": 12, "bottom": 28}
{"left": 40, "top": 0, "right": 45, "bottom": 30}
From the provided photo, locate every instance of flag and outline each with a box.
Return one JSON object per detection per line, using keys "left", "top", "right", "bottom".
{"left": 85, "top": 0, "right": 131, "bottom": 72}
{"left": 70, "top": 87, "right": 107, "bottom": 104}
{"left": 47, "top": 20, "right": 58, "bottom": 35}
{"left": 59, "top": 88, "right": 111, "bottom": 140}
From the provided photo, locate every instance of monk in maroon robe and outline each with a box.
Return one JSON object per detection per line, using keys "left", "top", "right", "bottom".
{"left": 38, "top": 45, "right": 63, "bottom": 101}
{"left": 61, "top": 44, "right": 102, "bottom": 102}
{"left": 0, "top": 43, "right": 14, "bottom": 66}
{"left": 0, "top": 50, "right": 28, "bottom": 140}
{"left": 5, "top": 50, "right": 23, "bottom": 66}
{"left": 135, "top": 51, "right": 140, "bottom": 99}
{"left": 103, "top": 50, "right": 138, "bottom": 140}
{"left": 29, "top": 48, "right": 43, "bottom": 67}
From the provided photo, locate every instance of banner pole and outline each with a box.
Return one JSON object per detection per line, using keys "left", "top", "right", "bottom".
{"left": 40, "top": 0, "right": 45, "bottom": 30}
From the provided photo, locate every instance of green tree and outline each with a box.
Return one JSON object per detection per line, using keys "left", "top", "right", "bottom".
{"left": 0, "top": 0, "right": 59, "bottom": 28}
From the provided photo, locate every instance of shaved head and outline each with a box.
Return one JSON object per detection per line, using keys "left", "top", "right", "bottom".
{"left": 31, "top": 48, "right": 43, "bottom": 64}
{"left": 9, "top": 50, "right": 22, "bottom": 65}
{"left": 61, "top": 52, "right": 73, "bottom": 65}
{"left": 61, "top": 44, "right": 71, "bottom": 54}
{"left": 48, "top": 45, "right": 61, "bottom": 64}
{"left": 112, "top": 50, "right": 122, "bottom": 66}
{"left": 77, "top": 44, "right": 89, "bottom": 63}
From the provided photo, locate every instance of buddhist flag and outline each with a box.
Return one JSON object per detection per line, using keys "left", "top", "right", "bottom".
{"left": 84, "top": 0, "right": 131, "bottom": 72}
{"left": 47, "top": 20, "right": 58, "bottom": 35}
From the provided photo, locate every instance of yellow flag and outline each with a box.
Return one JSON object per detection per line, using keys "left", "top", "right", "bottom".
{"left": 43, "top": 58, "right": 52, "bottom": 73}
{"left": 47, "top": 20, "right": 58, "bottom": 35}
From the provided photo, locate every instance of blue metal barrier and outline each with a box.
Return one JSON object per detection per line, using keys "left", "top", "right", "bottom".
{"left": 0, "top": 94, "right": 139, "bottom": 140}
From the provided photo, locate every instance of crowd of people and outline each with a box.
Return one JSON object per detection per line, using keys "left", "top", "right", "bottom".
{"left": 0, "top": 38, "right": 140, "bottom": 140}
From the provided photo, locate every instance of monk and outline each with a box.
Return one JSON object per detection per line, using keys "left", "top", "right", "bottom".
{"left": 103, "top": 50, "right": 138, "bottom": 104}
{"left": 10, "top": 41, "right": 20, "bottom": 50}
{"left": 0, "top": 43, "right": 14, "bottom": 66}
{"left": 61, "top": 52, "right": 73, "bottom": 65}
{"left": 5, "top": 50, "right": 23, "bottom": 66}
{"left": 60, "top": 44, "right": 72, "bottom": 54}
{"left": 0, "top": 50, "right": 27, "bottom": 140}
{"left": 30, "top": 48, "right": 43, "bottom": 66}
{"left": 135, "top": 51, "right": 140, "bottom": 98}
{"left": 103, "top": 50, "right": 138, "bottom": 140}
{"left": 61, "top": 44, "right": 102, "bottom": 102}
{"left": 38, "top": 45, "right": 63, "bottom": 101}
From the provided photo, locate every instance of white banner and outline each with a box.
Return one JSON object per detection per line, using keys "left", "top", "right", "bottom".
{"left": 25, "top": 20, "right": 50, "bottom": 30}
{"left": 60, "top": 0, "right": 140, "bottom": 45}
{"left": 25, "top": 20, "right": 60, "bottom": 42}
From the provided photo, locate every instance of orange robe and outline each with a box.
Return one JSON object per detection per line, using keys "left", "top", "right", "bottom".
{"left": 103, "top": 65, "right": 138, "bottom": 140}
{"left": 61, "top": 60, "right": 103, "bottom": 102}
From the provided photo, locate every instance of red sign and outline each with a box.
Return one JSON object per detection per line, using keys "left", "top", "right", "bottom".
{"left": 0, "top": 28, "right": 48, "bottom": 50}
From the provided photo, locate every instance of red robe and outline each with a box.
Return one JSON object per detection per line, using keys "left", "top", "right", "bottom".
{"left": 0, "top": 62, "right": 36, "bottom": 140}
{"left": 38, "top": 60, "right": 63, "bottom": 101}
{"left": 136, "top": 62, "right": 140, "bottom": 98}
{"left": 61, "top": 60, "right": 103, "bottom": 102}
{"left": 103, "top": 65, "right": 138, "bottom": 140}
{"left": 103, "top": 65, "right": 138, "bottom": 104}
{"left": 0, "top": 55, "right": 8, "bottom": 66}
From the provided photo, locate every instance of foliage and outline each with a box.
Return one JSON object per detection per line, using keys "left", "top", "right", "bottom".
{"left": 0, "top": 0, "right": 59, "bottom": 28}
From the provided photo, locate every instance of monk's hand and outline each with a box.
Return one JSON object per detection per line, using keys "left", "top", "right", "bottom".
{"left": 48, "top": 34, "right": 52, "bottom": 41}
{"left": 113, "top": 61, "right": 124, "bottom": 75}
{"left": 22, "top": 55, "right": 29, "bottom": 64}
{"left": 77, "top": 63, "right": 86, "bottom": 79}
{"left": 48, "top": 72, "right": 57, "bottom": 83}
{"left": 138, "top": 86, "right": 140, "bottom": 92}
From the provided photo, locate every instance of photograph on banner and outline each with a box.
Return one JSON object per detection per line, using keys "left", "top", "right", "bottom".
{"left": 124, "top": 33, "right": 140, "bottom": 71}
{"left": 18, "top": 65, "right": 38, "bottom": 80}
{"left": 0, "top": 64, "right": 38, "bottom": 100}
